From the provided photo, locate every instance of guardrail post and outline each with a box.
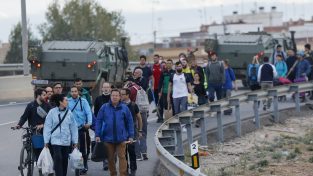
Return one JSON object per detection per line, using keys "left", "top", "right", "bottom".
{"left": 229, "top": 98, "right": 241, "bottom": 137}
{"left": 168, "top": 122, "right": 184, "bottom": 155}
{"left": 193, "top": 110, "right": 207, "bottom": 146}
{"left": 210, "top": 104, "right": 223, "bottom": 143}
{"left": 268, "top": 89, "right": 279, "bottom": 122}
{"left": 179, "top": 116, "right": 193, "bottom": 150}
{"left": 290, "top": 85, "right": 300, "bottom": 113}
{"left": 248, "top": 94, "right": 260, "bottom": 128}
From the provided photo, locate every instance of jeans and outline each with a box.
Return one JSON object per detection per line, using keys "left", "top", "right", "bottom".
{"left": 208, "top": 83, "right": 223, "bottom": 102}
{"left": 105, "top": 142, "right": 127, "bottom": 176}
{"left": 51, "top": 145, "right": 70, "bottom": 176}
{"left": 153, "top": 89, "right": 159, "bottom": 105}
{"left": 173, "top": 96, "right": 187, "bottom": 115}
{"left": 126, "top": 143, "right": 137, "bottom": 171}
{"left": 136, "top": 111, "right": 147, "bottom": 157}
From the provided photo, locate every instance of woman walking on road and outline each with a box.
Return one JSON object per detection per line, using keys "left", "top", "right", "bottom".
{"left": 43, "top": 94, "right": 78, "bottom": 176}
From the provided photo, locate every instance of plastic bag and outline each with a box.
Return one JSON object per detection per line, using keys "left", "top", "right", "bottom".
{"left": 69, "top": 148, "right": 84, "bottom": 170}
{"left": 37, "top": 147, "right": 54, "bottom": 174}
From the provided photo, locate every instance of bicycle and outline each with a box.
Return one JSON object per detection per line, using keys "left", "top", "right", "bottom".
{"left": 11, "top": 126, "right": 43, "bottom": 176}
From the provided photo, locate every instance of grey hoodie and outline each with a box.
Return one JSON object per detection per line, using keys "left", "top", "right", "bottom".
{"left": 206, "top": 60, "right": 225, "bottom": 84}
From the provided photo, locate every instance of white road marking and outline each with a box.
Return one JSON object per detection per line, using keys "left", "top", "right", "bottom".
{"left": 0, "top": 121, "right": 17, "bottom": 127}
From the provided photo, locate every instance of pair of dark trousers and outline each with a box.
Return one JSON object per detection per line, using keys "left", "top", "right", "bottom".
{"left": 208, "top": 83, "right": 223, "bottom": 102}
{"left": 136, "top": 111, "right": 147, "bottom": 157}
{"left": 51, "top": 145, "right": 70, "bottom": 176}
{"left": 105, "top": 142, "right": 127, "bottom": 176}
{"left": 159, "top": 93, "right": 175, "bottom": 118}
{"left": 126, "top": 143, "right": 137, "bottom": 171}
{"left": 153, "top": 89, "right": 159, "bottom": 105}
{"left": 78, "top": 129, "right": 88, "bottom": 169}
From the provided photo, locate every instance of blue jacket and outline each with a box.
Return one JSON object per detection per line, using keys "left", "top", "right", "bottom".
{"left": 95, "top": 101, "right": 134, "bottom": 143}
{"left": 68, "top": 97, "right": 92, "bottom": 128}
{"left": 43, "top": 107, "right": 78, "bottom": 146}
{"left": 275, "top": 61, "right": 287, "bottom": 77}
{"left": 223, "top": 67, "right": 236, "bottom": 90}
{"left": 295, "top": 59, "right": 311, "bottom": 79}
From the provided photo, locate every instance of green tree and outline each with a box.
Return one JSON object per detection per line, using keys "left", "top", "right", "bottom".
{"left": 4, "top": 23, "right": 38, "bottom": 63}
{"left": 39, "top": 0, "right": 126, "bottom": 41}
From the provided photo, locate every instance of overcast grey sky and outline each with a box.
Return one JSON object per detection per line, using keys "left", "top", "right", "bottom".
{"left": 0, "top": 0, "right": 312, "bottom": 44}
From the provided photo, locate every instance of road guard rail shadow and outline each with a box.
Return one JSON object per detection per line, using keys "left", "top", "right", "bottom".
{"left": 154, "top": 81, "right": 313, "bottom": 176}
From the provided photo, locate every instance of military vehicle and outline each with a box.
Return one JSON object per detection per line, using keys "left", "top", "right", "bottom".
{"left": 204, "top": 31, "right": 296, "bottom": 87}
{"left": 28, "top": 38, "right": 129, "bottom": 98}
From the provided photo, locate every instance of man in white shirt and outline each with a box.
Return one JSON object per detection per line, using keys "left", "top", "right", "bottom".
{"left": 167, "top": 61, "right": 193, "bottom": 115}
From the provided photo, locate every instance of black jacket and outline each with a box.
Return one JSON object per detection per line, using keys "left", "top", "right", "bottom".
{"left": 93, "top": 94, "right": 111, "bottom": 117}
{"left": 18, "top": 101, "right": 51, "bottom": 127}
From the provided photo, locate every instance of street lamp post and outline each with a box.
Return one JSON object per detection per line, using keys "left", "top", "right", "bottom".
{"left": 21, "top": 0, "right": 29, "bottom": 75}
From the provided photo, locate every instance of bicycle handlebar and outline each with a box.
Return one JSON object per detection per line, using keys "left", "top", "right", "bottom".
{"left": 11, "top": 126, "right": 37, "bottom": 131}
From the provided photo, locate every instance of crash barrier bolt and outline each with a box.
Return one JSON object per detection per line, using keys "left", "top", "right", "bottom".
{"left": 193, "top": 110, "right": 207, "bottom": 146}
{"left": 229, "top": 98, "right": 241, "bottom": 137}
{"left": 168, "top": 122, "right": 184, "bottom": 155}
{"left": 268, "top": 89, "right": 279, "bottom": 122}
{"left": 290, "top": 85, "right": 300, "bottom": 113}
{"left": 210, "top": 104, "right": 223, "bottom": 143}
{"left": 248, "top": 94, "right": 260, "bottom": 128}
{"left": 179, "top": 116, "right": 193, "bottom": 150}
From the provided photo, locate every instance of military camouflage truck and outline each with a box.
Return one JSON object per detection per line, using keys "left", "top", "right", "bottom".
{"left": 28, "top": 38, "right": 128, "bottom": 98}
{"left": 205, "top": 31, "right": 296, "bottom": 87}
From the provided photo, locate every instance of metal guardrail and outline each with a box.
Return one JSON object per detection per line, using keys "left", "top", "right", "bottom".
{"left": 0, "top": 64, "right": 25, "bottom": 71}
{"left": 154, "top": 81, "right": 313, "bottom": 176}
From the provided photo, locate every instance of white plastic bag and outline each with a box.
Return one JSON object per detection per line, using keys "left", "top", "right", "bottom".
{"left": 69, "top": 148, "right": 84, "bottom": 170}
{"left": 37, "top": 147, "right": 54, "bottom": 174}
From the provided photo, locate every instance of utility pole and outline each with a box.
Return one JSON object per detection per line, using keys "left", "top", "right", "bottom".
{"left": 21, "top": 0, "right": 29, "bottom": 75}
{"left": 153, "top": 30, "right": 157, "bottom": 49}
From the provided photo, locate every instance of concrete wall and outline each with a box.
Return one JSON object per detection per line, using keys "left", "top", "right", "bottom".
{"left": 0, "top": 75, "right": 33, "bottom": 101}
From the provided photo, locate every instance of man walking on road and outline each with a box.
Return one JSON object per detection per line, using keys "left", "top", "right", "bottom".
{"left": 68, "top": 86, "right": 93, "bottom": 174}
{"left": 167, "top": 61, "right": 193, "bottom": 115}
{"left": 258, "top": 56, "right": 277, "bottom": 110}
{"left": 205, "top": 52, "right": 225, "bottom": 102}
{"left": 121, "top": 88, "right": 143, "bottom": 176}
{"left": 95, "top": 89, "right": 134, "bottom": 176}
{"left": 93, "top": 82, "right": 111, "bottom": 170}
{"left": 158, "top": 59, "right": 175, "bottom": 122}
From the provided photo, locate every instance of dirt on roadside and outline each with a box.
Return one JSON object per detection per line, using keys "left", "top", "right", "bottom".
{"left": 199, "top": 106, "right": 313, "bottom": 176}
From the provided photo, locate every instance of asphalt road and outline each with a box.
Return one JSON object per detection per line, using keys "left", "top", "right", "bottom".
{"left": 0, "top": 102, "right": 160, "bottom": 176}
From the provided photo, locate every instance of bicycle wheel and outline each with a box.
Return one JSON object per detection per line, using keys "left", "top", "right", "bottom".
{"left": 18, "top": 146, "right": 34, "bottom": 176}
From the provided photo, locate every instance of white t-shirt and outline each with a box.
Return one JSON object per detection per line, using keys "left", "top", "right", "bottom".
{"left": 172, "top": 73, "right": 189, "bottom": 98}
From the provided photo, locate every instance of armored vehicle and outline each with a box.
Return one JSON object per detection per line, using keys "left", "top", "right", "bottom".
{"left": 205, "top": 31, "right": 296, "bottom": 87}
{"left": 28, "top": 38, "right": 128, "bottom": 98}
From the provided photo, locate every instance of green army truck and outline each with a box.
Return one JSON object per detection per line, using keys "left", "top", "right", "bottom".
{"left": 205, "top": 31, "right": 296, "bottom": 87}
{"left": 28, "top": 38, "right": 129, "bottom": 99}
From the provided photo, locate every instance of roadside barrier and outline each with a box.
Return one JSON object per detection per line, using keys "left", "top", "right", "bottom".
{"left": 154, "top": 81, "right": 313, "bottom": 176}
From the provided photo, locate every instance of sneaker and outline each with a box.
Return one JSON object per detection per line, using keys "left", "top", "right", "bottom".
{"left": 80, "top": 168, "right": 88, "bottom": 175}
{"left": 156, "top": 118, "right": 164, "bottom": 123}
{"left": 152, "top": 109, "right": 157, "bottom": 113}
{"left": 136, "top": 155, "right": 143, "bottom": 161}
{"left": 142, "top": 153, "right": 148, "bottom": 160}
{"left": 129, "top": 169, "right": 136, "bottom": 176}
{"left": 103, "top": 160, "right": 108, "bottom": 171}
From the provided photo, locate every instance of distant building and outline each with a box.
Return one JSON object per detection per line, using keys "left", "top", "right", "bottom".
{"left": 0, "top": 42, "right": 10, "bottom": 64}
{"left": 223, "top": 6, "right": 283, "bottom": 27}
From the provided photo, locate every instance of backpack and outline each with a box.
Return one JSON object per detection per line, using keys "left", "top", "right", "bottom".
{"left": 249, "top": 64, "right": 258, "bottom": 83}
{"left": 133, "top": 86, "right": 149, "bottom": 112}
